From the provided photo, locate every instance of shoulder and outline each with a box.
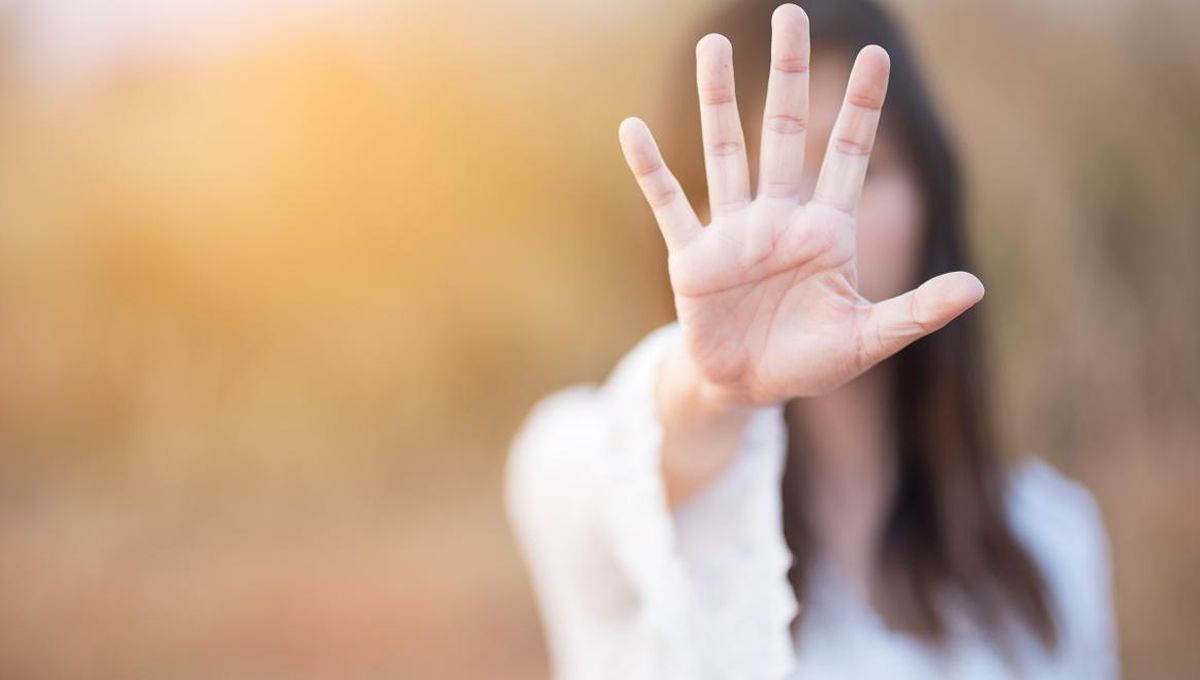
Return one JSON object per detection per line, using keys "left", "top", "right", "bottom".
{"left": 1004, "top": 458, "right": 1118, "bottom": 674}
{"left": 1005, "top": 458, "right": 1108, "bottom": 560}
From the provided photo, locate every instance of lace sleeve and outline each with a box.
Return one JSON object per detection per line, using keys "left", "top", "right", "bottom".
{"left": 506, "top": 321, "right": 799, "bottom": 680}
{"left": 602, "top": 322, "right": 798, "bottom": 679}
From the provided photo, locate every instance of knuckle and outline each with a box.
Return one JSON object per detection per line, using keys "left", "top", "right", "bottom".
{"left": 834, "top": 137, "right": 872, "bottom": 157}
{"left": 846, "top": 90, "right": 884, "bottom": 111}
{"left": 909, "top": 291, "right": 934, "bottom": 332}
{"left": 632, "top": 157, "right": 664, "bottom": 179}
{"left": 764, "top": 113, "right": 807, "bottom": 135}
{"left": 706, "top": 139, "right": 744, "bottom": 157}
{"left": 771, "top": 56, "right": 810, "bottom": 75}
{"left": 699, "top": 85, "right": 736, "bottom": 106}
{"left": 647, "top": 183, "right": 679, "bottom": 209}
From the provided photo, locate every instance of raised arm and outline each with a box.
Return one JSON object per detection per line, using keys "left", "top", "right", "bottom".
{"left": 618, "top": 5, "right": 985, "bottom": 505}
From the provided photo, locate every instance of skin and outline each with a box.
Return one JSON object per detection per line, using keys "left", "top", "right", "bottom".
{"left": 617, "top": 4, "right": 983, "bottom": 597}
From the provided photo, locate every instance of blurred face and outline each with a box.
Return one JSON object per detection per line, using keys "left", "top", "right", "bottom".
{"left": 749, "top": 49, "right": 925, "bottom": 303}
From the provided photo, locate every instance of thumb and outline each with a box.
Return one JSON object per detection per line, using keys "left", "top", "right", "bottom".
{"left": 857, "top": 271, "right": 985, "bottom": 369}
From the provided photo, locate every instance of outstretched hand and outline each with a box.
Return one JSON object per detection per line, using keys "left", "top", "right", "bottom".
{"left": 619, "top": 3, "right": 983, "bottom": 408}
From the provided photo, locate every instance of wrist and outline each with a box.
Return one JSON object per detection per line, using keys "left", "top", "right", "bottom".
{"left": 655, "top": 339, "right": 757, "bottom": 506}
{"left": 658, "top": 343, "right": 755, "bottom": 426}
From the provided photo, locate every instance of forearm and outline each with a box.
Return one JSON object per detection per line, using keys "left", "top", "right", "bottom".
{"left": 655, "top": 343, "right": 755, "bottom": 507}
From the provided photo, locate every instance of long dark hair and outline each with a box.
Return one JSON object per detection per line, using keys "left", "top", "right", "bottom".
{"left": 656, "top": 0, "right": 1057, "bottom": 650}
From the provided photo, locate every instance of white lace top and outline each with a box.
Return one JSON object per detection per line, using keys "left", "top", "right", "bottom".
{"left": 505, "top": 322, "right": 1119, "bottom": 680}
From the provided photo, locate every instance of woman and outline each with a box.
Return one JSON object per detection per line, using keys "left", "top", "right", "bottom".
{"left": 505, "top": 1, "right": 1118, "bottom": 678}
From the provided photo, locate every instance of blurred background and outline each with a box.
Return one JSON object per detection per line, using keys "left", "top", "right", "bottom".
{"left": 0, "top": 0, "right": 1196, "bottom": 677}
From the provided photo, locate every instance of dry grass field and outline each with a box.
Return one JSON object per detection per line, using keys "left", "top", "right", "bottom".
{"left": 0, "top": 0, "right": 1196, "bottom": 677}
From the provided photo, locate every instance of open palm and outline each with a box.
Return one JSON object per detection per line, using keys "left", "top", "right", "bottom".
{"left": 618, "top": 4, "right": 984, "bottom": 407}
